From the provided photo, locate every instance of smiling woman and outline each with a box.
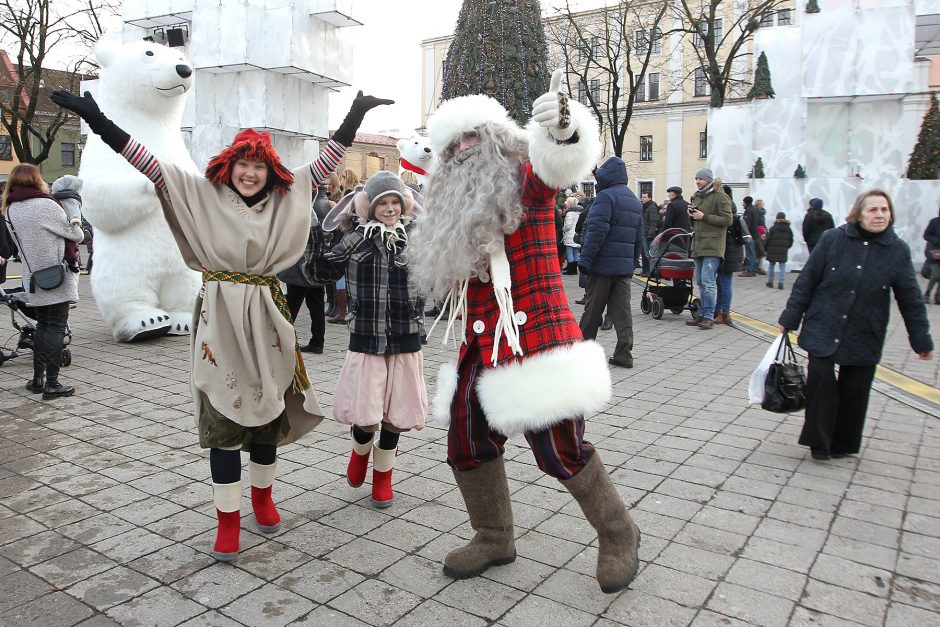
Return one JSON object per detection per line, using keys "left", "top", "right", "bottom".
{"left": 50, "top": 84, "right": 392, "bottom": 563}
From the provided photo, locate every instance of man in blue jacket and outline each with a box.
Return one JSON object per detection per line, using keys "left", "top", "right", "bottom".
{"left": 578, "top": 156, "right": 644, "bottom": 368}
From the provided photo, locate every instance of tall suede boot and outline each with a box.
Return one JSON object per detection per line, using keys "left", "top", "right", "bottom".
{"left": 561, "top": 452, "right": 641, "bottom": 593}
{"left": 248, "top": 461, "right": 280, "bottom": 533}
{"left": 370, "top": 445, "right": 396, "bottom": 508}
{"left": 327, "top": 289, "right": 347, "bottom": 324}
{"left": 212, "top": 481, "right": 241, "bottom": 561}
{"left": 347, "top": 431, "right": 374, "bottom": 488}
{"left": 443, "top": 456, "right": 517, "bottom": 579}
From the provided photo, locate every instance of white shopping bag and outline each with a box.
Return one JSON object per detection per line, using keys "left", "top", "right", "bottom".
{"left": 748, "top": 334, "right": 785, "bottom": 404}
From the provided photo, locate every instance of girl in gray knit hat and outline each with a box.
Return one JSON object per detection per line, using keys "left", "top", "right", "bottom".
{"left": 305, "top": 171, "right": 428, "bottom": 508}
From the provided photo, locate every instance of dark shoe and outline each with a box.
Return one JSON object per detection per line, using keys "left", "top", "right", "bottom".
{"left": 697, "top": 318, "right": 715, "bottom": 329}
{"left": 25, "top": 376, "right": 45, "bottom": 394}
{"left": 575, "top": 298, "right": 586, "bottom": 305}
{"left": 778, "top": 283, "right": 784, "bottom": 290}
{"left": 766, "top": 282, "right": 773, "bottom": 288}
{"left": 425, "top": 306, "right": 441, "bottom": 317}
{"left": 830, "top": 452, "right": 850, "bottom": 459}
{"left": 608, "top": 357, "right": 633, "bottom": 368}
{"left": 561, "top": 453, "right": 641, "bottom": 594}
{"left": 42, "top": 380, "right": 75, "bottom": 400}
{"left": 756, "top": 268, "right": 767, "bottom": 275}
{"left": 810, "top": 448, "right": 831, "bottom": 461}
{"left": 739, "top": 271, "right": 754, "bottom": 277}
{"left": 299, "top": 342, "right": 323, "bottom": 354}
{"left": 685, "top": 316, "right": 703, "bottom": 326}
{"left": 600, "top": 316, "right": 612, "bottom": 331}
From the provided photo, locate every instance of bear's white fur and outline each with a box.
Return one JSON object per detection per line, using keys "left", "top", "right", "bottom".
{"left": 397, "top": 136, "right": 433, "bottom": 188}
{"left": 79, "top": 39, "right": 202, "bottom": 342}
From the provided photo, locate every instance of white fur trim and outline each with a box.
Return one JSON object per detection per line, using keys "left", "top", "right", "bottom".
{"left": 351, "top": 432, "right": 375, "bottom": 455}
{"left": 247, "top": 461, "right": 277, "bottom": 489}
{"left": 527, "top": 100, "right": 601, "bottom": 190}
{"left": 431, "top": 361, "right": 459, "bottom": 429}
{"left": 476, "top": 341, "right": 611, "bottom": 437}
{"left": 372, "top": 446, "right": 397, "bottom": 472}
{"left": 212, "top": 481, "right": 242, "bottom": 513}
{"left": 427, "top": 95, "right": 519, "bottom": 157}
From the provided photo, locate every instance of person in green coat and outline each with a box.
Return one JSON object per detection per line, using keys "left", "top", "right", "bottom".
{"left": 686, "top": 168, "right": 733, "bottom": 329}
{"left": 764, "top": 211, "right": 794, "bottom": 289}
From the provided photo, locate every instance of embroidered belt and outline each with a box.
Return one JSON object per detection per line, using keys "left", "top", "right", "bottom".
{"left": 202, "top": 270, "right": 310, "bottom": 393}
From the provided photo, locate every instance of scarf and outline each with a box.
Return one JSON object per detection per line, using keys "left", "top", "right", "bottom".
{"left": 5, "top": 187, "right": 80, "bottom": 269}
{"left": 400, "top": 158, "right": 428, "bottom": 176}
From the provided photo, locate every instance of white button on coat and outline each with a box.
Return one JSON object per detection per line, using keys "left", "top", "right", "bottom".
{"left": 514, "top": 311, "right": 527, "bottom": 325}
{"left": 473, "top": 320, "right": 485, "bottom": 334}
{"left": 479, "top": 272, "right": 490, "bottom": 283}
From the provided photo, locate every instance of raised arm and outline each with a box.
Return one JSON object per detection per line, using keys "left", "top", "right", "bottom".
{"left": 308, "top": 91, "right": 394, "bottom": 187}
{"left": 50, "top": 90, "right": 165, "bottom": 191}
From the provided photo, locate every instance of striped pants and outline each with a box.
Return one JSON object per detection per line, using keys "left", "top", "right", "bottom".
{"left": 447, "top": 342, "right": 595, "bottom": 480}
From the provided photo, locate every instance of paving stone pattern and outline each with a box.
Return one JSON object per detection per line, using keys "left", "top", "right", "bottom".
{"left": 0, "top": 265, "right": 938, "bottom": 626}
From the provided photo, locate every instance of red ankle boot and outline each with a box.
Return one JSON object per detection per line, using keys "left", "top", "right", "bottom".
{"left": 347, "top": 432, "right": 374, "bottom": 488}
{"left": 212, "top": 482, "right": 241, "bottom": 561}
{"left": 248, "top": 461, "right": 280, "bottom": 533}
{"left": 370, "top": 446, "right": 397, "bottom": 508}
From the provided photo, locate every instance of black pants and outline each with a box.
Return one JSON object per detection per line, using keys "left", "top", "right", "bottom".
{"left": 579, "top": 273, "right": 633, "bottom": 364}
{"left": 33, "top": 301, "right": 70, "bottom": 379}
{"left": 799, "top": 354, "right": 876, "bottom": 454}
{"left": 285, "top": 284, "right": 325, "bottom": 350}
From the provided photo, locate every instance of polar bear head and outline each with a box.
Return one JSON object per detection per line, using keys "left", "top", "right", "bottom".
{"left": 397, "top": 136, "right": 433, "bottom": 177}
{"left": 94, "top": 39, "right": 193, "bottom": 115}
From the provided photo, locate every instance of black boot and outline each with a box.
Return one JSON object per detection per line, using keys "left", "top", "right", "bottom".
{"left": 600, "top": 315, "right": 613, "bottom": 331}
{"left": 25, "top": 374, "right": 45, "bottom": 394}
{"left": 43, "top": 374, "right": 75, "bottom": 399}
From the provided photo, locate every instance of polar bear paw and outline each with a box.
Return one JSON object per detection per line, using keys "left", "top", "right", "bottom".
{"left": 165, "top": 312, "right": 193, "bottom": 336}
{"left": 114, "top": 311, "right": 172, "bottom": 343}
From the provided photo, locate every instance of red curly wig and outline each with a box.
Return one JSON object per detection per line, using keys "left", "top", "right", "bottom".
{"left": 204, "top": 129, "right": 294, "bottom": 196}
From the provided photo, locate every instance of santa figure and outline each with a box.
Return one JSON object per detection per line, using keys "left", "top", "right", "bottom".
{"left": 408, "top": 70, "right": 641, "bottom": 594}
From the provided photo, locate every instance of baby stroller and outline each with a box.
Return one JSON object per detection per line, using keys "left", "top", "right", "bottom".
{"left": 0, "top": 286, "right": 72, "bottom": 367}
{"left": 639, "top": 228, "right": 700, "bottom": 320}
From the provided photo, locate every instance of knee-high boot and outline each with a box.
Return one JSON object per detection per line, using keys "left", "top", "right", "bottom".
{"left": 248, "top": 461, "right": 280, "bottom": 533}
{"left": 561, "top": 452, "right": 641, "bottom": 593}
{"left": 212, "top": 481, "right": 241, "bottom": 561}
{"left": 347, "top": 431, "right": 374, "bottom": 488}
{"left": 443, "top": 456, "right": 517, "bottom": 579}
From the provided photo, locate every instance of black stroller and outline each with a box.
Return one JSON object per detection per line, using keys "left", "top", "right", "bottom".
{"left": 0, "top": 285, "right": 72, "bottom": 367}
{"left": 639, "top": 228, "right": 701, "bottom": 320}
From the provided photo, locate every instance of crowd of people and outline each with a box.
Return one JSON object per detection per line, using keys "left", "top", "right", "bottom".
{"left": 0, "top": 73, "right": 934, "bottom": 596}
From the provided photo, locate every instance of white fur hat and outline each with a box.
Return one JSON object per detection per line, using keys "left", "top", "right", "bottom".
{"left": 427, "top": 94, "right": 519, "bottom": 157}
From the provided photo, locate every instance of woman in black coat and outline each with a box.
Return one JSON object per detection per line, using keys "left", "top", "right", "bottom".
{"left": 715, "top": 186, "right": 744, "bottom": 324}
{"left": 924, "top": 209, "right": 940, "bottom": 304}
{"left": 779, "top": 189, "right": 933, "bottom": 461}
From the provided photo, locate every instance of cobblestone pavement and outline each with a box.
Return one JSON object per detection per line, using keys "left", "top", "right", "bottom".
{"left": 1, "top": 264, "right": 938, "bottom": 626}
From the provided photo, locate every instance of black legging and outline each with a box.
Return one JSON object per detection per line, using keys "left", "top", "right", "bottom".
{"left": 32, "top": 301, "right": 70, "bottom": 379}
{"left": 352, "top": 424, "right": 401, "bottom": 450}
{"left": 210, "top": 444, "right": 277, "bottom": 484}
{"left": 285, "top": 283, "right": 325, "bottom": 349}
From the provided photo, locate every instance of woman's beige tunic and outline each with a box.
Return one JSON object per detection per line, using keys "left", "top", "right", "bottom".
{"left": 157, "top": 161, "right": 322, "bottom": 444}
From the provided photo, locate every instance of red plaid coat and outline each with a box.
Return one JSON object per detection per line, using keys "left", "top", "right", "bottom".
{"left": 460, "top": 162, "right": 583, "bottom": 366}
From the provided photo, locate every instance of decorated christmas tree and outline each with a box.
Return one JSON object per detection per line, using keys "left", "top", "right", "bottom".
{"left": 747, "top": 52, "right": 775, "bottom": 100}
{"left": 806, "top": 0, "right": 821, "bottom": 14}
{"left": 752, "top": 157, "right": 766, "bottom": 179}
{"left": 794, "top": 164, "right": 807, "bottom": 179}
{"left": 907, "top": 93, "right": 940, "bottom": 180}
{"left": 440, "top": 0, "right": 550, "bottom": 125}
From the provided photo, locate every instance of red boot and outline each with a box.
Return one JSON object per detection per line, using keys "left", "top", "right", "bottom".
{"left": 347, "top": 432, "right": 375, "bottom": 488}
{"left": 248, "top": 461, "right": 280, "bottom": 533}
{"left": 212, "top": 482, "right": 241, "bottom": 561}
{"left": 371, "top": 446, "right": 396, "bottom": 508}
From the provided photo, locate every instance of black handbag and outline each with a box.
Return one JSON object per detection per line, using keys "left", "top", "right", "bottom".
{"left": 5, "top": 218, "right": 67, "bottom": 292}
{"left": 762, "top": 333, "right": 807, "bottom": 413}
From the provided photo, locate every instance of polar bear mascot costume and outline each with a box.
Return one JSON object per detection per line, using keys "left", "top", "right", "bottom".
{"left": 78, "top": 39, "right": 201, "bottom": 342}
{"left": 397, "top": 136, "right": 433, "bottom": 189}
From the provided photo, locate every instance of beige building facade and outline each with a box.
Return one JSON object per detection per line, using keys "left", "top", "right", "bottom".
{"left": 332, "top": 132, "right": 400, "bottom": 183}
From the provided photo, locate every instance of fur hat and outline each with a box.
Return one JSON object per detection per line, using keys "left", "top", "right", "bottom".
{"left": 205, "top": 129, "right": 294, "bottom": 196}
{"left": 695, "top": 168, "right": 714, "bottom": 183}
{"left": 426, "top": 94, "right": 520, "bottom": 158}
{"left": 809, "top": 197, "right": 823, "bottom": 210}
{"left": 341, "top": 171, "right": 421, "bottom": 228}
{"left": 776, "top": 211, "right": 786, "bottom": 220}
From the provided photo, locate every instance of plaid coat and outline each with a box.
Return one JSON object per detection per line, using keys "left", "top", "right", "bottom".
{"left": 306, "top": 223, "right": 424, "bottom": 355}
{"left": 461, "top": 163, "right": 582, "bottom": 367}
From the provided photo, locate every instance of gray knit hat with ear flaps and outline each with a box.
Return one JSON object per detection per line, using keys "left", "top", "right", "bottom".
{"left": 355, "top": 171, "right": 406, "bottom": 222}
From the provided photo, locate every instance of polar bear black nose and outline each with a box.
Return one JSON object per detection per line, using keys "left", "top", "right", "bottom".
{"left": 176, "top": 65, "right": 193, "bottom": 78}
{"left": 424, "top": 147, "right": 431, "bottom": 153}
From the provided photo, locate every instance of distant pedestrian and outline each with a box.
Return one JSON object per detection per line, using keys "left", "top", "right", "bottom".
{"left": 764, "top": 212, "right": 794, "bottom": 289}
{"left": 740, "top": 196, "right": 760, "bottom": 276}
{"left": 662, "top": 186, "right": 691, "bottom": 232}
{"left": 686, "top": 169, "right": 733, "bottom": 329}
{"left": 561, "top": 196, "right": 582, "bottom": 274}
{"left": 715, "top": 186, "right": 745, "bottom": 325}
{"left": 639, "top": 192, "right": 659, "bottom": 276}
{"left": 922, "top": 207, "right": 940, "bottom": 304}
{"left": 802, "top": 197, "right": 835, "bottom": 255}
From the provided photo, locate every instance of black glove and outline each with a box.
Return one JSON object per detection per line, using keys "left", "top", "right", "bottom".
{"left": 49, "top": 90, "right": 130, "bottom": 154}
{"left": 332, "top": 90, "right": 394, "bottom": 146}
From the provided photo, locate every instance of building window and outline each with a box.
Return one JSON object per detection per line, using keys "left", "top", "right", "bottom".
{"left": 590, "top": 78, "right": 600, "bottom": 103}
{"left": 635, "top": 29, "right": 648, "bottom": 55}
{"left": 639, "top": 136, "right": 653, "bottom": 162}
{"left": 777, "top": 9, "right": 792, "bottom": 26}
{"left": 635, "top": 75, "right": 646, "bottom": 102}
{"left": 0, "top": 136, "right": 11, "bottom": 161}
{"left": 579, "top": 36, "right": 600, "bottom": 64}
{"left": 639, "top": 181, "right": 653, "bottom": 198}
{"left": 648, "top": 73, "right": 660, "bottom": 101}
{"left": 699, "top": 131, "right": 707, "bottom": 159}
{"left": 713, "top": 18, "right": 723, "bottom": 43}
{"left": 578, "top": 83, "right": 588, "bottom": 105}
{"left": 651, "top": 28, "right": 662, "bottom": 54}
{"left": 759, "top": 13, "right": 774, "bottom": 27}
{"left": 61, "top": 142, "right": 76, "bottom": 167}
{"left": 694, "top": 68, "right": 709, "bottom": 97}
{"left": 693, "top": 19, "right": 722, "bottom": 47}
{"left": 635, "top": 28, "right": 660, "bottom": 55}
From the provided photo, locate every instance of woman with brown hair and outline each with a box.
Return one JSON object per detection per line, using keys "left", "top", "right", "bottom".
{"left": 2, "top": 164, "right": 85, "bottom": 399}
{"left": 779, "top": 189, "right": 933, "bottom": 460}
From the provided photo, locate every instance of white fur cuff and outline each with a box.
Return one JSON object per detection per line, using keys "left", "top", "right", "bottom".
{"left": 248, "top": 461, "right": 277, "bottom": 489}
{"left": 527, "top": 100, "right": 601, "bottom": 190}
{"left": 212, "top": 481, "right": 242, "bottom": 513}
{"left": 431, "top": 361, "right": 459, "bottom": 429}
{"left": 476, "top": 341, "right": 611, "bottom": 437}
